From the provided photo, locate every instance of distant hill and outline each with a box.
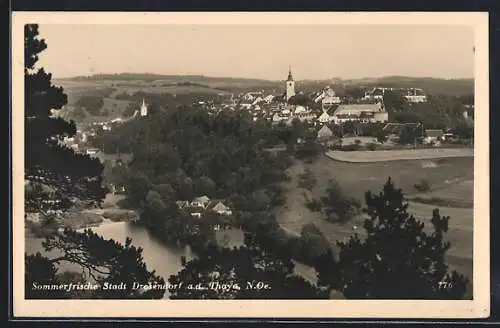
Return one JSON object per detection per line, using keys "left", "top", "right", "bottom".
{"left": 60, "top": 73, "right": 279, "bottom": 87}
{"left": 345, "top": 76, "right": 474, "bottom": 96}
{"left": 59, "top": 73, "right": 473, "bottom": 96}
{"left": 54, "top": 73, "right": 474, "bottom": 124}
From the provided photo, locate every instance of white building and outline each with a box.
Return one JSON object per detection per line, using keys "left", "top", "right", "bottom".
{"left": 404, "top": 88, "right": 427, "bottom": 103}
{"left": 140, "top": 99, "right": 148, "bottom": 116}
{"left": 318, "top": 111, "right": 333, "bottom": 124}
{"left": 285, "top": 65, "right": 296, "bottom": 101}
{"left": 332, "top": 102, "right": 388, "bottom": 124}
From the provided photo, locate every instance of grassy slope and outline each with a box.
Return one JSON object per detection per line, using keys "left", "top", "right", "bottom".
{"left": 53, "top": 74, "right": 474, "bottom": 123}
{"left": 276, "top": 154, "right": 474, "bottom": 297}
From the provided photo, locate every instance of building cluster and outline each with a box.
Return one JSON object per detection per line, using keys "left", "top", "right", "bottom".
{"left": 191, "top": 66, "right": 394, "bottom": 126}
{"left": 66, "top": 67, "right": 452, "bottom": 154}
{"left": 175, "top": 195, "right": 233, "bottom": 218}
{"left": 363, "top": 87, "right": 427, "bottom": 103}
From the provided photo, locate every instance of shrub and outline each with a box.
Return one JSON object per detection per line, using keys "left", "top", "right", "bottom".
{"left": 305, "top": 198, "right": 322, "bottom": 212}
{"left": 413, "top": 179, "right": 431, "bottom": 192}
{"left": 341, "top": 144, "right": 360, "bottom": 151}
{"left": 298, "top": 169, "right": 317, "bottom": 191}
{"left": 366, "top": 142, "right": 377, "bottom": 151}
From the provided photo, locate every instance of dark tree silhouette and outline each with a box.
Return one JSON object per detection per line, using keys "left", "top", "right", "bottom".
{"left": 316, "top": 178, "right": 469, "bottom": 299}
{"left": 318, "top": 179, "right": 361, "bottom": 223}
{"left": 25, "top": 229, "right": 165, "bottom": 299}
{"left": 24, "top": 24, "right": 106, "bottom": 213}
{"left": 24, "top": 25, "right": 162, "bottom": 300}
{"left": 168, "top": 232, "right": 329, "bottom": 299}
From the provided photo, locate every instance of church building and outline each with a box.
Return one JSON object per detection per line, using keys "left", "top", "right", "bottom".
{"left": 285, "top": 65, "right": 296, "bottom": 101}
{"left": 140, "top": 98, "right": 148, "bottom": 116}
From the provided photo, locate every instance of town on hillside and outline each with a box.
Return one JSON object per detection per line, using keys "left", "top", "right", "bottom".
{"left": 24, "top": 21, "right": 477, "bottom": 305}
{"left": 62, "top": 66, "right": 474, "bottom": 159}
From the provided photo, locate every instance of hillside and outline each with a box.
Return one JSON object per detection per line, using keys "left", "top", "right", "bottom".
{"left": 57, "top": 73, "right": 474, "bottom": 96}
{"left": 346, "top": 76, "right": 474, "bottom": 96}
{"left": 53, "top": 73, "right": 474, "bottom": 124}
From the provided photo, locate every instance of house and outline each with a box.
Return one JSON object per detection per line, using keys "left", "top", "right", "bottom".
{"left": 424, "top": 129, "right": 444, "bottom": 144}
{"left": 363, "top": 87, "right": 390, "bottom": 100}
{"left": 383, "top": 122, "right": 422, "bottom": 135}
{"left": 252, "top": 97, "right": 264, "bottom": 106}
{"left": 86, "top": 148, "right": 100, "bottom": 156}
{"left": 316, "top": 125, "right": 334, "bottom": 140}
{"left": 294, "top": 106, "right": 307, "bottom": 115}
{"left": 332, "top": 102, "right": 388, "bottom": 124}
{"left": 318, "top": 110, "right": 334, "bottom": 124}
{"left": 108, "top": 183, "right": 126, "bottom": 195}
{"left": 404, "top": 88, "right": 427, "bottom": 103}
{"left": 175, "top": 200, "right": 190, "bottom": 209}
{"left": 264, "top": 95, "right": 275, "bottom": 104}
{"left": 190, "top": 212, "right": 203, "bottom": 219}
{"left": 322, "top": 95, "right": 341, "bottom": 106}
{"left": 191, "top": 195, "right": 211, "bottom": 209}
{"left": 383, "top": 122, "right": 422, "bottom": 141}
{"left": 442, "top": 133, "right": 459, "bottom": 142}
{"left": 209, "top": 201, "right": 233, "bottom": 216}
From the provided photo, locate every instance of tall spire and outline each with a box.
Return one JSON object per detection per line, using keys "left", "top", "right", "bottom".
{"left": 287, "top": 64, "right": 294, "bottom": 81}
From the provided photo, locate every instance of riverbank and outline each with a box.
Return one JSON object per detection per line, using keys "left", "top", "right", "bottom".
{"left": 325, "top": 148, "right": 474, "bottom": 163}
{"left": 25, "top": 192, "right": 139, "bottom": 239}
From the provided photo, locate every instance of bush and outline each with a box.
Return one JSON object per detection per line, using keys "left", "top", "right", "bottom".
{"left": 298, "top": 169, "right": 317, "bottom": 191}
{"left": 305, "top": 198, "right": 322, "bottom": 212}
{"left": 101, "top": 210, "right": 139, "bottom": 222}
{"left": 366, "top": 142, "right": 377, "bottom": 151}
{"left": 413, "top": 179, "right": 431, "bottom": 192}
{"left": 325, "top": 212, "right": 340, "bottom": 223}
{"left": 116, "top": 197, "right": 134, "bottom": 209}
{"left": 340, "top": 144, "right": 360, "bottom": 151}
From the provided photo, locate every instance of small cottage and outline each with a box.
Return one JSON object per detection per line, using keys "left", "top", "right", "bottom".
{"left": 316, "top": 125, "right": 334, "bottom": 141}
{"left": 210, "top": 201, "right": 233, "bottom": 216}
{"left": 424, "top": 129, "right": 444, "bottom": 144}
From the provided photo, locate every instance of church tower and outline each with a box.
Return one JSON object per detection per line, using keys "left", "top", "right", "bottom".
{"left": 285, "top": 65, "right": 296, "bottom": 101}
{"left": 140, "top": 98, "right": 148, "bottom": 116}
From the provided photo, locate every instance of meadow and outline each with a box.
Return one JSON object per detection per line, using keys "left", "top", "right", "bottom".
{"left": 325, "top": 148, "right": 474, "bottom": 163}
{"left": 275, "top": 154, "right": 474, "bottom": 298}
{"left": 54, "top": 79, "right": 233, "bottom": 122}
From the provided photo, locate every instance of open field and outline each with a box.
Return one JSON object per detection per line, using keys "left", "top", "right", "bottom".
{"left": 101, "top": 98, "right": 134, "bottom": 118}
{"left": 276, "top": 154, "right": 474, "bottom": 297}
{"left": 326, "top": 148, "right": 474, "bottom": 163}
{"left": 56, "top": 79, "right": 231, "bottom": 98}
{"left": 56, "top": 74, "right": 474, "bottom": 97}
{"left": 55, "top": 79, "right": 233, "bottom": 122}
{"left": 407, "top": 179, "right": 474, "bottom": 208}
{"left": 312, "top": 155, "right": 473, "bottom": 201}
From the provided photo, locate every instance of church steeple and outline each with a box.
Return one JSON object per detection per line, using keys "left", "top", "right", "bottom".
{"left": 140, "top": 98, "right": 148, "bottom": 116}
{"left": 285, "top": 65, "right": 296, "bottom": 101}
{"left": 287, "top": 64, "right": 294, "bottom": 81}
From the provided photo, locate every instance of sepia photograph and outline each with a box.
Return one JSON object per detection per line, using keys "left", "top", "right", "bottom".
{"left": 12, "top": 12, "right": 489, "bottom": 318}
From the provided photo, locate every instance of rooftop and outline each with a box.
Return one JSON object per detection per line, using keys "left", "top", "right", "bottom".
{"left": 334, "top": 103, "right": 384, "bottom": 116}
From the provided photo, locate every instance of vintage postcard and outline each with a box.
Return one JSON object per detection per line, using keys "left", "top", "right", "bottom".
{"left": 12, "top": 12, "right": 490, "bottom": 318}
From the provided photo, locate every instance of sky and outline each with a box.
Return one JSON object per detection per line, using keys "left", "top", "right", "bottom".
{"left": 36, "top": 24, "right": 474, "bottom": 81}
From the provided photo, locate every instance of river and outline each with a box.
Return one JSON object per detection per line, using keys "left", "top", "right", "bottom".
{"left": 26, "top": 220, "right": 316, "bottom": 299}
{"left": 26, "top": 220, "right": 198, "bottom": 298}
